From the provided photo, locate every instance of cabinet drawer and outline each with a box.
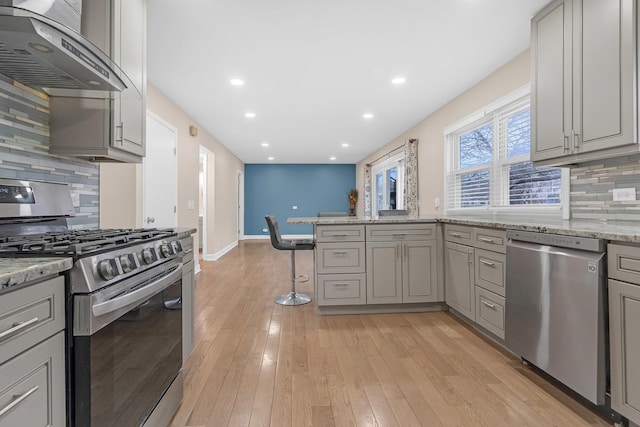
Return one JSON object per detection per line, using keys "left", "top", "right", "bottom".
{"left": 474, "top": 249, "right": 506, "bottom": 297}
{"left": 0, "top": 277, "right": 65, "bottom": 364}
{"left": 473, "top": 228, "right": 507, "bottom": 253}
{"left": 475, "top": 287, "right": 505, "bottom": 339}
{"left": 0, "top": 331, "right": 65, "bottom": 427}
{"left": 444, "top": 224, "right": 473, "bottom": 244}
{"left": 316, "top": 225, "right": 365, "bottom": 242}
{"left": 316, "top": 242, "right": 365, "bottom": 274}
{"left": 316, "top": 274, "right": 366, "bottom": 306}
{"left": 366, "top": 224, "right": 436, "bottom": 241}
{"left": 609, "top": 244, "right": 640, "bottom": 285}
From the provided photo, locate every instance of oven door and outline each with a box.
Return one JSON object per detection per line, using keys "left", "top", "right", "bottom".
{"left": 72, "top": 260, "right": 183, "bottom": 427}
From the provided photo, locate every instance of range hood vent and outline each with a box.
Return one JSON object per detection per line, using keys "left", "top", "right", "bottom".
{"left": 0, "top": 2, "right": 131, "bottom": 97}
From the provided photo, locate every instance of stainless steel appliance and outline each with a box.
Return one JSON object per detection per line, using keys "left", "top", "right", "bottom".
{"left": 505, "top": 230, "right": 607, "bottom": 405}
{"left": 0, "top": 178, "right": 185, "bottom": 427}
{"left": 0, "top": 0, "right": 128, "bottom": 94}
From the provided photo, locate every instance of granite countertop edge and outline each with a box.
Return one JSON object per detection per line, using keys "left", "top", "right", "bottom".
{"left": 287, "top": 216, "right": 640, "bottom": 243}
{"left": 0, "top": 257, "right": 73, "bottom": 291}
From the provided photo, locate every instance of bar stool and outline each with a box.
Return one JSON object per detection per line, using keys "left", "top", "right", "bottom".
{"left": 265, "top": 215, "right": 315, "bottom": 305}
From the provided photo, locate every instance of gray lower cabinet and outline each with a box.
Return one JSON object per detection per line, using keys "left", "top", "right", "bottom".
{"left": 182, "top": 247, "right": 195, "bottom": 361}
{"left": 531, "top": 0, "right": 637, "bottom": 165}
{"left": 0, "top": 332, "right": 65, "bottom": 427}
{"left": 609, "top": 243, "right": 640, "bottom": 424}
{"left": 0, "top": 276, "right": 66, "bottom": 427}
{"left": 366, "top": 224, "right": 438, "bottom": 305}
{"left": 315, "top": 225, "right": 366, "bottom": 306}
{"left": 444, "top": 240, "right": 475, "bottom": 321}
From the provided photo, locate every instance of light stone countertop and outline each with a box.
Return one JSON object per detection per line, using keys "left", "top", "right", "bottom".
{"left": 0, "top": 257, "right": 73, "bottom": 292}
{"left": 287, "top": 215, "right": 640, "bottom": 244}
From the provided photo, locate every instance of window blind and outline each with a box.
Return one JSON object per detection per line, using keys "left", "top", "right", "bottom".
{"left": 445, "top": 94, "right": 562, "bottom": 212}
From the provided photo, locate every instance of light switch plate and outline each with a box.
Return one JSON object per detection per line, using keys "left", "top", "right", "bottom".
{"left": 613, "top": 188, "right": 636, "bottom": 201}
{"left": 292, "top": 205, "right": 298, "bottom": 210}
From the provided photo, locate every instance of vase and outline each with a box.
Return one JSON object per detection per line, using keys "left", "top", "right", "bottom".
{"left": 349, "top": 200, "right": 356, "bottom": 216}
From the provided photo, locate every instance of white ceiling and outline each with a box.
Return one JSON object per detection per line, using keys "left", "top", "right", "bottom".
{"left": 147, "top": 0, "right": 549, "bottom": 164}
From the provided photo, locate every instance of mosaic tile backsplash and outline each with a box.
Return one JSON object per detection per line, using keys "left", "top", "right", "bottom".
{"left": 570, "top": 154, "right": 640, "bottom": 221}
{"left": 0, "top": 76, "right": 99, "bottom": 229}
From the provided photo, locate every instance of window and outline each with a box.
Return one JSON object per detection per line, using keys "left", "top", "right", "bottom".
{"left": 445, "top": 91, "right": 563, "bottom": 213}
{"left": 371, "top": 152, "right": 405, "bottom": 216}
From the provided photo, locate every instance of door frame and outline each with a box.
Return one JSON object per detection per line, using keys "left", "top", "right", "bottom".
{"left": 200, "top": 145, "right": 215, "bottom": 261}
{"left": 237, "top": 170, "right": 244, "bottom": 240}
{"left": 142, "top": 110, "right": 178, "bottom": 228}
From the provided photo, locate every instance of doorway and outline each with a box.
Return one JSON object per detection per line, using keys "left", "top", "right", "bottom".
{"left": 199, "top": 146, "right": 215, "bottom": 261}
{"left": 237, "top": 170, "right": 244, "bottom": 240}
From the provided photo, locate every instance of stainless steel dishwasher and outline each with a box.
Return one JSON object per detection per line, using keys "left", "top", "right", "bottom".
{"left": 505, "top": 230, "right": 607, "bottom": 405}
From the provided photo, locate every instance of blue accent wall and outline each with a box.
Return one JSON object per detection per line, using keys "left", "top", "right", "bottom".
{"left": 245, "top": 164, "right": 356, "bottom": 235}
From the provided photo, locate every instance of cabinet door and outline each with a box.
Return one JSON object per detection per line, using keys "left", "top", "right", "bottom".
{"left": 444, "top": 241, "right": 475, "bottom": 321}
{"left": 112, "top": 0, "right": 146, "bottom": 156}
{"left": 366, "top": 241, "right": 402, "bottom": 304}
{"left": 182, "top": 259, "right": 194, "bottom": 362}
{"left": 0, "top": 332, "right": 65, "bottom": 427}
{"left": 403, "top": 240, "right": 438, "bottom": 303}
{"left": 609, "top": 279, "right": 640, "bottom": 423}
{"left": 531, "top": 0, "right": 573, "bottom": 161}
{"left": 576, "top": 0, "right": 636, "bottom": 153}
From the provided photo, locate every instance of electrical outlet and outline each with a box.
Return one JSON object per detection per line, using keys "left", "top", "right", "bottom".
{"left": 434, "top": 197, "right": 440, "bottom": 208}
{"left": 613, "top": 188, "right": 636, "bottom": 201}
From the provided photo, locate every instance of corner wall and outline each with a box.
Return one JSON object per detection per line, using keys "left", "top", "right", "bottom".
{"left": 356, "top": 50, "right": 531, "bottom": 216}
{"left": 99, "top": 82, "right": 244, "bottom": 256}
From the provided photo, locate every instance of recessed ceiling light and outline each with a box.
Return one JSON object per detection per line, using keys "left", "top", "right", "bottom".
{"left": 392, "top": 76, "right": 406, "bottom": 85}
{"left": 267, "top": 156, "right": 274, "bottom": 161}
{"left": 230, "top": 78, "right": 244, "bottom": 86}
{"left": 261, "top": 142, "right": 269, "bottom": 147}
{"left": 245, "top": 112, "right": 256, "bottom": 118}
{"left": 341, "top": 143, "right": 349, "bottom": 148}
{"left": 363, "top": 113, "right": 374, "bottom": 119}
{"left": 329, "top": 156, "right": 337, "bottom": 161}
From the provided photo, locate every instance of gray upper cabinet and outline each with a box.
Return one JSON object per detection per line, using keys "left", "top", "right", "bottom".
{"left": 531, "top": 0, "right": 637, "bottom": 165}
{"left": 49, "top": 0, "right": 147, "bottom": 162}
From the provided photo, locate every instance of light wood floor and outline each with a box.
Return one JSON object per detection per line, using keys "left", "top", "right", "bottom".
{"left": 170, "top": 241, "right": 611, "bottom": 427}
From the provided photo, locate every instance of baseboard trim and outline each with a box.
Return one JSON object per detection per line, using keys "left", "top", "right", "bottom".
{"left": 243, "top": 234, "right": 313, "bottom": 240}
{"left": 202, "top": 240, "right": 238, "bottom": 261}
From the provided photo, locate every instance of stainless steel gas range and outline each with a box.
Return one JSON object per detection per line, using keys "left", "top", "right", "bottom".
{"left": 0, "top": 179, "right": 185, "bottom": 427}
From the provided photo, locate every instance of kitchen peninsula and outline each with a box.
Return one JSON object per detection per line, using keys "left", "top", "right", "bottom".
{"left": 289, "top": 214, "right": 640, "bottom": 316}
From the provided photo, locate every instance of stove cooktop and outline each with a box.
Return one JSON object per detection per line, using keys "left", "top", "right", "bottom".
{"left": 0, "top": 228, "right": 176, "bottom": 256}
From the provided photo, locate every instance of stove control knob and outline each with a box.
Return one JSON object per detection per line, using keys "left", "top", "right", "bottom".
{"left": 171, "top": 241, "right": 181, "bottom": 253}
{"left": 159, "top": 243, "right": 173, "bottom": 258}
{"left": 119, "top": 254, "right": 134, "bottom": 273}
{"left": 98, "top": 259, "right": 117, "bottom": 281}
{"left": 141, "top": 248, "right": 156, "bottom": 264}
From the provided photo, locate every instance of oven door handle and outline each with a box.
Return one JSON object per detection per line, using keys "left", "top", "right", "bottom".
{"left": 92, "top": 263, "right": 184, "bottom": 317}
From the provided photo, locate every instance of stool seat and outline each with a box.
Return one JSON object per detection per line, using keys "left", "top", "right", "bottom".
{"left": 265, "top": 215, "right": 315, "bottom": 306}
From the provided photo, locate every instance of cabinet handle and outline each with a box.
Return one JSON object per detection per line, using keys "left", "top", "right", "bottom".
{"left": 481, "top": 300, "right": 496, "bottom": 309}
{"left": 333, "top": 283, "right": 350, "bottom": 288}
{"left": 468, "top": 249, "right": 473, "bottom": 264}
{"left": 477, "top": 237, "right": 495, "bottom": 243}
{"left": 392, "top": 233, "right": 407, "bottom": 239}
{"left": 479, "top": 258, "right": 495, "bottom": 267}
{"left": 0, "top": 317, "right": 39, "bottom": 342}
{"left": 330, "top": 234, "right": 348, "bottom": 238}
{"left": 449, "top": 232, "right": 463, "bottom": 238}
{"left": 573, "top": 132, "right": 580, "bottom": 150}
{"left": 0, "top": 386, "right": 39, "bottom": 418}
{"left": 116, "top": 122, "right": 124, "bottom": 142}
{"left": 563, "top": 134, "right": 570, "bottom": 152}
{"left": 332, "top": 251, "right": 348, "bottom": 255}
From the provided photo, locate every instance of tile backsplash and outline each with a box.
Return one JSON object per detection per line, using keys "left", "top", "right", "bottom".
{"left": 570, "top": 154, "right": 640, "bottom": 221}
{"left": 0, "top": 76, "right": 99, "bottom": 229}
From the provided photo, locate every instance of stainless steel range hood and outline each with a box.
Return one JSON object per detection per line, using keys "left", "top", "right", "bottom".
{"left": 0, "top": 0, "right": 130, "bottom": 97}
